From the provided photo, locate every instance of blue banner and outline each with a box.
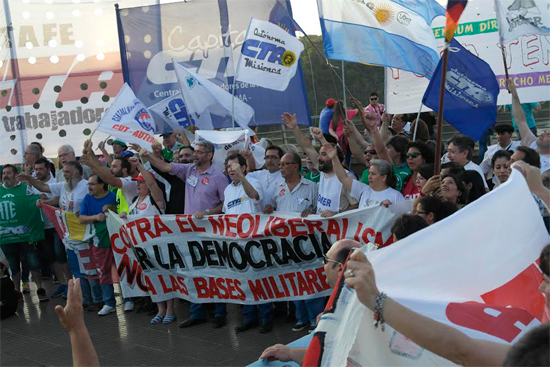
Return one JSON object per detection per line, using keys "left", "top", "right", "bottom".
{"left": 422, "top": 39, "right": 499, "bottom": 141}
{"left": 116, "top": 0, "right": 311, "bottom": 129}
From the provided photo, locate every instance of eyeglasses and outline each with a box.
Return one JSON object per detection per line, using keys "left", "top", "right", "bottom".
{"left": 364, "top": 150, "right": 376, "bottom": 155}
{"left": 194, "top": 150, "right": 207, "bottom": 155}
{"left": 265, "top": 155, "right": 280, "bottom": 160}
{"left": 58, "top": 153, "right": 70, "bottom": 158}
{"left": 323, "top": 255, "right": 342, "bottom": 265}
{"left": 406, "top": 152, "right": 422, "bottom": 159}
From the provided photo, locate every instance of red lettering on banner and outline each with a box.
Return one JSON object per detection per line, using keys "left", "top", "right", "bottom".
{"left": 123, "top": 222, "right": 138, "bottom": 245}
{"left": 134, "top": 218, "right": 156, "bottom": 241}
{"left": 251, "top": 215, "right": 263, "bottom": 238}
{"left": 193, "top": 277, "right": 246, "bottom": 301}
{"left": 233, "top": 280, "right": 246, "bottom": 301}
{"left": 110, "top": 233, "right": 126, "bottom": 255}
{"left": 304, "top": 269, "right": 324, "bottom": 293}
{"left": 188, "top": 216, "right": 206, "bottom": 233}
{"left": 283, "top": 272, "right": 298, "bottom": 295}
{"left": 305, "top": 220, "right": 323, "bottom": 235}
{"left": 153, "top": 216, "right": 173, "bottom": 236}
{"left": 315, "top": 267, "right": 331, "bottom": 290}
{"left": 353, "top": 222, "right": 363, "bottom": 242}
{"left": 278, "top": 274, "right": 291, "bottom": 297}
{"left": 224, "top": 215, "right": 238, "bottom": 238}
{"left": 341, "top": 218, "right": 348, "bottom": 239}
{"left": 175, "top": 215, "right": 193, "bottom": 233}
{"left": 288, "top": 218, "right": 307, "bottom": 237}
{"left": 262, "top": 278, "right": 275, "bottom": 298}
{"left": 160, "top": 275, "right": 174, "bottom": 293}
{"left": 112, "top": 124, "right": 130, "bottom": 133}
{"left": 237, "top": 214, "right": 254, "bottom": 238}
{"left": 176, "top": 276, "right": 189, "bottom": 295}
{"left": 326, "top": 220, "right": 341, "bottom": 239}
{"left": 376, "top": 231, "right": 394, "bottom": 248}
{"left": 446, "top": 301, "right": 536, "bottom": 342}
{"left": 361, "top": 227, "right": 375, "bottom": 244}
{"left": 271, "top": 217, "right": 290, "bottom": 237}
{"left": 143, "top": 275, "right": 157, "bottom": 295}
{"left": 268, "top": 276, "right": 287, "bottom": 298}
{"left": 194, "top": 277, "right": 209, "bottom": 298}
{"left": 296, "top": 272, "right": 310, "bottom": 296}
{"left": 481, "top": 264, "right": 545, "bottom": 322}
{"left": 117, "top": 253, "right": 140, "bottom": 286}
{"left": 264, "top": 216, "right": 275, "bottom": 236}
{"left": 249, "top": 279, "right": 269, "bottom": 301}
{"left": 208, "top": 216, "right": 224, "bottom": 235}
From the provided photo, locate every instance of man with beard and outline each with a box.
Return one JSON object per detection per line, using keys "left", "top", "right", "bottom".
{"left": 31, "top": 158, "right": 72, "bottom": 299}
{"left": 142, "top": 140, "right": 228, "bottom": 329}
{"left": 282, "top": 112, "right": 358, "bottom": 217}
{"left": 1, "top": 165, "right": 48, "bottom": 301}
{"left": 57, "top": 145, "right": 92, "bottom": 182}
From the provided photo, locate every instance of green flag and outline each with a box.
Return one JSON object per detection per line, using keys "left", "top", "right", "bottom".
{"left": 0, "top": 194, "right": 45, "bottom": 245}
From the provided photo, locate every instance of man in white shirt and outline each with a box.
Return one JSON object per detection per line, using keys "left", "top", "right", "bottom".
{"left": 247, "top": 146, "right": 284, "bottom": 210}
{"left": 223, "top": 153, "right": 274, "bottom": 333}
{"left": 446, "top": 134, "right": 488, "bottom": 190}
{"left": 479, "top": 124, "right": 520, "bottom": 184}
{"left": 507, "top": 79, "right": 550, "bottom": 174}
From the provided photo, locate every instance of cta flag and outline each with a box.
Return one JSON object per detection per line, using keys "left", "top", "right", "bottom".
{"left": 317, "top": 0, "right": 445, "bottom": 78}
{"left": 149, "top": 92, "right": 195, "bottom": 141}
{"left": 495, "top": 0, "right": 550, "bottom": 43}
{"left": 445, "top": 0, "right": 468, "bottom": 42}
{"left": 0, "top": 194, "right": 44, "bottom": 245}
{"left": 96, "top": 84, "right": 157, "bottom": 150}
{"left": 174, "top": 62, "right": 255, "bottom": 131}
{"left": 235, "top": 18, "right": 304, "bottom": 92}
{"left": 422, "top": 39, "right": 499, "bottom": 141}
{"left": 303, "top": 170, "right": 549, "bottom": 367}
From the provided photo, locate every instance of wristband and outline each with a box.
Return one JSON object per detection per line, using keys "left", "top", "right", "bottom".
{"left": 373, "top": 292, "right": 387, "bottom": 331}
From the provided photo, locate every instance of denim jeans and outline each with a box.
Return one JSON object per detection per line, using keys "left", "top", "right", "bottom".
{"left": 243, "top": 303, "right": 273, "bottom": 324}
{"left": 294, "top": 297, "right": 325, "bottom": 325}
{"left": 190, "top": 303, "right": 226, "bottom": 319}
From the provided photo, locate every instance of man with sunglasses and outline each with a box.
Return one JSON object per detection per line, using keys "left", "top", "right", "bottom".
{"left": 364, "top": 92, "right": 385, "bottom": 128}
{"left": 360, "top": 145, "right": 379, "bottom": 185}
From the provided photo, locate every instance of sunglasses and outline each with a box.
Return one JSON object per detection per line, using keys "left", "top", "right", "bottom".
{"left": 370, "top": 97, "right": 378, "bottom": 101}
{"left": 322, "top": 255, "right": 342, "bottom": 265}
{"left": 406, "top": 152, "right": 422, "bottom": 159}
{"left": 364, "top": 150, "right": 377, "bottom": 155}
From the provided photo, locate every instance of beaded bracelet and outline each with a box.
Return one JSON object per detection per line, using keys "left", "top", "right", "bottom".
{"left": 373, "top": 292, "right": 387, "bottom": 331}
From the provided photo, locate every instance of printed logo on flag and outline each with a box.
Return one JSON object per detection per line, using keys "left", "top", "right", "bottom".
{"left": 446, "top": 69, "right": 494, "bottom": 107}
{"left": 504, "top": 0, "right": 546, "bottom": 32}
{"left": 134, "top": 108, "right": 154, "bottom": 132}
{"left": 186, "top": 77, "right": 198, "bottom": 89}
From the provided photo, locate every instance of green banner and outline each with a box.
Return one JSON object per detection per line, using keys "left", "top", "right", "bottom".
{"left": 433, "top": 19, "right": 499, "bottom": 39}
{"left": 0, "top": 194, "right": 45, "bottom": 245}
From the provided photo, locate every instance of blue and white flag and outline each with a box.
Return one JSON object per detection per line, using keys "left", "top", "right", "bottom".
{"left": 149, "top": 92, "right": 198, "bottom": 141}
{"left": 96, "top": 84, "right": 157, "bottom": 150}
{"left": 317, "top": 0, "right": 445, "bottom": 78}
{"left": 422, "top": 39, "right": 499, "bottom": 141}
{"left": 235, "top": 18, "right": 305, "bottom": 92}
{"left": 494, "top": 0, "right": 550, "bottom": 44}
{"left": 173, "top": 62, "right": 255, "bottom": 131}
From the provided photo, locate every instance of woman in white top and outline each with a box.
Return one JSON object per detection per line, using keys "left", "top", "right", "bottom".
{"left": 327, "top": 145, "right": 405, "bottom": 208}
{"left": 119, "top": 158, "right": 173, "bottom": 325}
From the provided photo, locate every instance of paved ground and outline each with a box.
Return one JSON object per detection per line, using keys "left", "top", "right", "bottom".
{"left": 1, "top": 280, "right": 306, "bottom": 367}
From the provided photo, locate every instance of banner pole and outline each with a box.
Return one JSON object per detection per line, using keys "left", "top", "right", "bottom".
{"left": 412, "top": 103, "right": 422, "bottom": 142}
{"left": 434, "top": 45, "right": 450, "bottom": 175}
{"left": 342, "top": 60, "right": 347, "bottom": 109}
{"left": 501, "top": 46, "right": 510, "bottom": 94}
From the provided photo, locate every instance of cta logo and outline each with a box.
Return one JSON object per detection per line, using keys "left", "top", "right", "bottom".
{"left": 241, "top": 39, "right": 297, "bottom": 67}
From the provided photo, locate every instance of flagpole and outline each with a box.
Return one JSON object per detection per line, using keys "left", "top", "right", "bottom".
{"left": 342, "top": 60, "right": 347, "bottom": 109}
{"left": 501, "top": 46, "right": 510, "bottom": 94}
{"left": 413, "top": 103, "right": 422, "bottom": 142}
{"left": 434, "top": 45, "right": 450, "bottom": 175}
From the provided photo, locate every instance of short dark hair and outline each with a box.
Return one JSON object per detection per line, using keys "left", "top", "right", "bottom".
{"left": 2, "top": 164, "right": 18, "bottom": 175}
{"left": 407, "top": 141, "right": 435, "bottom": 164}
{"left": 503, "top": 323, "right": 549, "bottom": 366}
{"left": 386, "top": 135, "right": 410, "bottom": 163}
{"left": 225, "top": 153, "right": 247, "bottom": 168}
{"left": 448, "top": 134, "right": 475, "bottom": 161}
{"left": 441, "top": 174, "right": 467, "bottom": 204}
{"left": 91, "top": 174, "right": 109, "bottom": 191}
{"left": 115, "top": 157, "right": 132, "bottom": 175}
{"left": 391, "top": 214, "right": 428, "bottom": 241}
{"left": 334, "top": 247, "right": 355, "bottom": 264}
{"left": 463, "top": 171, "right": 486, "bottom": 205}
{"left": 494, "top": 124, "right": 515, "bottom": 135}
{"left": 370, "top": 91, "right": 379, "bottom": 98}
{"left": 64, "top": 161, "right": 83, "bottom": 176}
{"left": 491, "top": 150, "right": 512, "bottom": 168}
{"left": 441, "top": 161, "right": 465, "bottom": 179}
{"left": 418, "top": 164, "right": 435, "bottom": 181}
{"left": 517, "top": 146, "right": 541, "bottom": 168}
{"left": 179, "top": 145, "right": 194, "bottom": 153}
{"left": 266, "top": 145, "right": 285, "bottom": 159}
{"left": 34, "top": 157, "right": 50, "bottom": 170}
{"left": 419, "top": 196, "right": 459, "bottom": 223}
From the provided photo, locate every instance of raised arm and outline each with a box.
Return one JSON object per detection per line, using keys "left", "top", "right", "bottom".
{"left": 282, "top": 112, "right": 319, "bottom": 168}
{"left": 513, "top": 161, "right": 550, "bottom": 208}
{"left": 326, "top": 144, "right": 353, "bottom": 191}
{"left": 380, "top": 113, "right": 391, "bottom": 143}
{"left": 311, "top": 127, "right": 328, "bottom": 145}
{"left": 130, "top": 157, "right": 165, "bottom": 211}
{"left": 344, "top": 120, "right": 368, "bottom": 165}
{"left": 173, "top": 129, "right": 191, "bottom": 147}
{"left": 231, "top": 163, "right": 260, "bottom": 201}
{"left": 16, "top": 174, "right": 52, "bottom": 193}
{"left": 139, "top": 148, "right": 173, "bottom": 173}
{"left": 367, "top": 115, "right": 393, "bottom": 166}
{"left": 345, "top": 250, "right": 509, "bottom": 367}
{"left": 507, "top": 78, "right": 536, "bottom": 147}
{"left": 97, "top": 140, "right": 113, "bottom": 166}
{"left": 81, "top": 140, "right": 124, "bottom": 188}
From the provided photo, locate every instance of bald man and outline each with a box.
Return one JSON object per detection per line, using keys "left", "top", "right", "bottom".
{"left": 260, "top": 239, "right": 363, "bottom": 364}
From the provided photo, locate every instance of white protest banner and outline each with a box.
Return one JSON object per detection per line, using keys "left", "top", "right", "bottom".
{"left": 385, "top": 0, "right": 550, "bottom": 113}
{"left": 495, "top": 0, "right": 550, "bottom": 44}
{"left": 303, "top": 170, "right": 549, "bottom": 366}
{"left": 96, "top": 83, "right": 157, "bottom": 150}
{"left": 107, "top": 201, "right": 413, "bottom": 303}
{"left": 174, "top": 62, "right": 255, "bottom": 131}
{"left": 235, "top": 18, "right": 304, "bottom": 92}
{"left": 194, "top": 129, "right": 250, "bottom": 173}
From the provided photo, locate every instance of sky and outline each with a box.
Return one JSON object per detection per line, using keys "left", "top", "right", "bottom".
{"left": 290, "top": 0, "right": 322, "bottom": 35}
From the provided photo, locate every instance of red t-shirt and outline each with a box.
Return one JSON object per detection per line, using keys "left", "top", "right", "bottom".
{"left": 402, "top": 175, "right": 421, "bottom": 200}
{"left": 329, "top": 110, "right": 358, "bottom": 137}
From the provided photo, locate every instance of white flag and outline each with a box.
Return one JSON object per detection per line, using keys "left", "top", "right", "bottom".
{"left": 96, "top": 84, "right": 157, "bottom": 150}
{"left": 235, "top": 18, "right": 305, "bottom": 91}
{"left": 173, "top": 62, "right": 255, "bottom": 130}
{"left": 149, "top": 92, "right": 197, "bottom": 141}
{"left": 194, "top": 129, "right": 251, "bottom": 173}
{"left": 495, "top": 0, "right": 550, "bottom": 43}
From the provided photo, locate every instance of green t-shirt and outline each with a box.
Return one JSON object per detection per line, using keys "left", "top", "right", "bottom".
{"left": 300, "top": 168, "right": 320, "bottom": 183}
{"left": 0, "top": 182, "right": 29, "bottom": 197}
{"left": 360, "top": 168, "right": 370, "bottom": 185}
{"left": 360, "top": 164, "right": 411, "bottom": 191}
{"left": 162, "top": 142, "right": 184, "bottom": 162}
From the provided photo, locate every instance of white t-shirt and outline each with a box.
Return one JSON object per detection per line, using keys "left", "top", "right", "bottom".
{"left": 29, "top": 176, "right": 56, "bottom": 229}
{"left": 530, "top": 141, "right": 550, "bottom": 173}
{"left": 464, "top": 161, "right": 489, "bottom": 189}
{"left": 129, "top": 195, "right": 162, "bottom": 216}
{"left": 317, "top": 172, "right": 357, "bottom": 214}
{"left": 223, "top": 177, "right": 264, "bottom": 214}
{"left": 119, "top": 176, "right": 138, "bottom": 206}
{"left": 350, "top": 180, "right": 405, "bottom": 208}
{"left": 246, "top": 169, "right": 283, "bottom": 209}
{"left": 48, "top": 179, "right": 88, "bottom": 214}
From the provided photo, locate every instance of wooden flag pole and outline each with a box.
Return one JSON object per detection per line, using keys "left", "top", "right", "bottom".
{"left": 434, "top": 46, "right": 450, "bottom": 175}
{"left": 501, "top": 46, "right": 510, "bottom": 93}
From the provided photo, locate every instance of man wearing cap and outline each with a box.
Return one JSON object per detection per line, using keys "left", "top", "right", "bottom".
{"left": 479, "top": 124, "right": 520, "bottom": 183}
{"left": 320, "top": 99, "right": 336, "bottom": 144}
{"left": 161, "top": 132, "right": 183, "bottom": 162}
{"left": 141, "top": 140, "right": 229, "bottom": 329}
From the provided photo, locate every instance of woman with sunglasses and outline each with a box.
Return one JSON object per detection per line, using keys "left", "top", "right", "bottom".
{"left": 359, "top": 145, "right": 379, "bottom": 185}
{"left": 402, "top": 142, "right": 435, "bottom": 200}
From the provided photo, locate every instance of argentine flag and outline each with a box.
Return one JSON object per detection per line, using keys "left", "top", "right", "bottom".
{"left": 317, "top": 0, "right": 445, "bottom": 78}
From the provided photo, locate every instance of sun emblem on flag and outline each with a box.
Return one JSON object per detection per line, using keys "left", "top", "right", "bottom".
{"left": 281, "top": 50, "right": 296, "bottom": 67}
{"left": 369, "top": 2, "right": 394, "bottom": 26}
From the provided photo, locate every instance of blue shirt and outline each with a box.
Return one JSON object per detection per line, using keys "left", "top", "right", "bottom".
{"left": 80, "top": 192, "right": 117, "bottom": 216}
{"left": 505, "top": 102, "right": 538, "bottom": 129}
{"left": 319, "top": 107, "right": 334, "bottom": 134}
